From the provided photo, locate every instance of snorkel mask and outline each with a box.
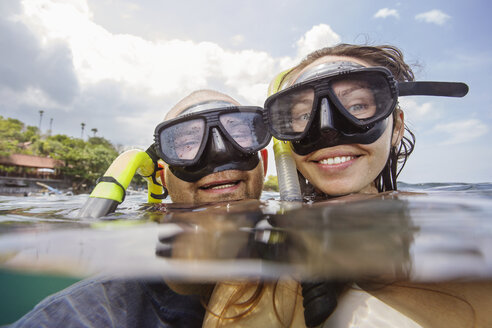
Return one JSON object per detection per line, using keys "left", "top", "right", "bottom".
{"left": 264, "top": 61, "right": 469, "bottom": 155}
{"left": 154, "top": 101, "right": 271, "bottom": 182}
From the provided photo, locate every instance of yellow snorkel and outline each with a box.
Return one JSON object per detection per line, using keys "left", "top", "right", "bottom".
{"left": 268, "top": 69, "right": 302, "bottom": 201}
{"left": 78, "top": 148, "right": 165, "bottom": 218}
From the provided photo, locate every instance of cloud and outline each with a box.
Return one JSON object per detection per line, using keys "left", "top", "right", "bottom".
{"left": 2, "top": 0, "right": 344, "bottom": 148}
{"left": 16, "top": 1, "right": 339, "bottom": 107}
{"left": 296, "top": 24, "right": 341, "bottom": 59}
{"left": 433, "top": 119, "right": 488, "bottom": 145}
{"left": 415, "top": 9, "right": 451, "bottom": 26}
{"left": 231, "top": 34, "right": 244, "bottom": 46}
{"left": 374, "top": 8, "right": 399, "bottom": 19}
{"left": 17, "top": 0, "right": 281, "bottom": 106}
{"left": 399, "top": 98, "right": 442, "bottom": 123}
{"left": 0, "top": 4, "right": 79, "bottom": 105}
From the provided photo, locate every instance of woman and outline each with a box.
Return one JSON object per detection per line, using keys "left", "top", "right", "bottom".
{"left": 203, "top": 44, "right": 418, "bottom": 328}
{"left": 255, "top": 44, "right": 487, "bottom": 328}
{"left": 264, "top": 43, "right": 418, "bottom": 198}
{"left": 203, "top": 44, "right": 477, "bottom": 328}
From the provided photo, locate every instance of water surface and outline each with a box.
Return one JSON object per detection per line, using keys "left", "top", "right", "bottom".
{"left": 1, "top": 183, "right": 491, "bottom": 324}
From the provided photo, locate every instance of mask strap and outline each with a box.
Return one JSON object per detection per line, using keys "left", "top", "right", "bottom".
{"left": 398, "top": 81, "right": 468, "bottom": 97}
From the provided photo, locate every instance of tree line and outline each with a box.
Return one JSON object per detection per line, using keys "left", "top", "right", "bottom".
{"left": 1, "top": 115, "right": 280, "bottom": 192}
{"left": 0, "top": 115, "right": 119, "bottom": 189}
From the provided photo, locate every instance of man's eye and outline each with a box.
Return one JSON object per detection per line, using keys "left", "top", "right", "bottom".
{"left": 183, "top": 140, "right": 200, "bottom": 147}
{"left": 293, "top": 113, "right": 310, "bottom": 122}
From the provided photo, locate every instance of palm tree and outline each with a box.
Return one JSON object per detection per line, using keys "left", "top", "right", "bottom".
{"left": 38, "top": 110, "right": 44, "bottom": 134}
{"left": 48, "top": 118, "right": 53, "bottom": 136}
{"left": 81, "top": 122, "right": 86, "bottom": 139}
{"left": 91, "top": 128, "right": 98, "bottom": 137}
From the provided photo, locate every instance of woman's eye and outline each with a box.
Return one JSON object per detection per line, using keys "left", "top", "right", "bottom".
{"left": 348, "top": 104, "right": 367, "bottom": 113}
{"left": 346, "top": 103, "right": 377, "bottom": 119}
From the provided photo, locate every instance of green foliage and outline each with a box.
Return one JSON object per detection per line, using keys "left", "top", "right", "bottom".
{"left": 263, "top": 175, "right": 279, "bottom": 192}
{"left": 0, "top": 140, "right": 17, "bottom": 157}
{"left": 0, "top": 165, "right": 16, "bottom": 173}
{"left": 24, "top": 126, "right": 39, "bottom": 142}
{"left": 0, "top": 116, "right": 119, "bottom": 187}
{"left": 0, "top": 116, "right": 25, "bottom": 140}
{"left": 48, "top": 135, "right": 118, "bottom": 185}
{"left": 0, "top": 115, "right": 33, "bottom": 157}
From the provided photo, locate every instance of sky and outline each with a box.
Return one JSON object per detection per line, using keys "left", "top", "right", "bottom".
{"left": 1, "top": 0, "right": 491, "bottom": 183}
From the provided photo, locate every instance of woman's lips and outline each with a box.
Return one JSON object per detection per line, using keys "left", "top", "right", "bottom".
{"left": 309, "top": 154, "right": 360, "bottom": 170}
{"left": 316, "top": 155, "right": 357, "bottom": 165}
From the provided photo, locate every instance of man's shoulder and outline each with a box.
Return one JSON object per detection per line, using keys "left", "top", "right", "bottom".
{"left": 8, "top": 277, "right": 204, "bottom": 328}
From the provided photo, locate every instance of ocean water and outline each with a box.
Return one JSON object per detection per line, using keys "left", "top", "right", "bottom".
{"left": 0, "top": 183, "right": 491, "bottom": 324}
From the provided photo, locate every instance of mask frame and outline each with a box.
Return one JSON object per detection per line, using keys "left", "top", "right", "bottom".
{"left": 154, "top": 106, "right": 271, "bottom": 167}
{"left": 263, "top": 65, "right": 468, "bottom": 155}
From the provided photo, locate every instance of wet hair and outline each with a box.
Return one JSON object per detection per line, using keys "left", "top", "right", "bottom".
{"left": 280, "top": 44, "right": 416, "bottom": 193}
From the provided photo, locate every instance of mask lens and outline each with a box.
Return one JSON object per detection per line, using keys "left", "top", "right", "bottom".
{"left": 268, "top": 87, "right": 315, "bottom": 137}
{"left": 159, "top": 118, "right": 206, "bottom": 162}
{"left": 219, "top": 111, "right": 268, "bottom": 150}
{"left": 330, "top": 72, "right": 393, "bottom": 123}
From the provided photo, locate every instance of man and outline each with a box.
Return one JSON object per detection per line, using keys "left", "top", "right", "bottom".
{"left": 9, "top": 90, "right": 270, "bottom": 328}
{"left": 156, "top": 89, "right": 268, "bottom": 203}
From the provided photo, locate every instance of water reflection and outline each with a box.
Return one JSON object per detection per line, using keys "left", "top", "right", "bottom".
{"left": 150, "top": 196, "right": 417, "bottom": 282}
{"left": 0, "top": 191, "right": 490, "bottom": 282}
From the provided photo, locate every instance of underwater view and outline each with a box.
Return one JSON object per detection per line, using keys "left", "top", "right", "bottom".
{"left": 1, "top": 182, "right": 491, "bottom": 325}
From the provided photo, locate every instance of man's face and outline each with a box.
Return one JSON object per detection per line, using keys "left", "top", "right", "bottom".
{"left": 162, "top": 92, "right": 265, "bottom": 203}
{"left": 165, "top": 162, "right": 264, "bottom": 203}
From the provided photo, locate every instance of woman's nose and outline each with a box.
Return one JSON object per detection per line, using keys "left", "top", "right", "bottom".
{"left": 319, "top": 98, "right": 335, "bottom": 131}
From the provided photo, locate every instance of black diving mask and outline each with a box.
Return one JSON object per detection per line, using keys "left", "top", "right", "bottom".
{"left": 263, "top": 61, "right": 469, "bottom": 155}
{"left": 154, "top": 103, "right": 271, "bottom": 182}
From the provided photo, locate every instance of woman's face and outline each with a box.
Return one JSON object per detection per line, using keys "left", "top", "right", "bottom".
{"left": 288, "top": 55, "right": 404, "bottom": 196}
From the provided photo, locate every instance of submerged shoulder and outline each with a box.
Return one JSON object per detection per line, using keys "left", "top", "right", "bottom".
{"left": 8, "top": 277, "right": 135, "bottom": 327}
{"left": 9, "top": 277, "right": 204, "bottom": 328}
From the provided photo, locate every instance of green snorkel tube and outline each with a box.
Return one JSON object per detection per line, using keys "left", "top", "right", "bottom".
{"left": 78, "top": 147, "right": 166, "bottom": 218}
{"left": 268, "top": 70, "right": 303, "bottom": 202}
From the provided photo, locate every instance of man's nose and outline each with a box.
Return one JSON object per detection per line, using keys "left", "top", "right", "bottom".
{"left": 319, "top": 98, "right": 335, "bottom": 131}
{"left": 210, "top": 127, "right": 228, "bottom": 153}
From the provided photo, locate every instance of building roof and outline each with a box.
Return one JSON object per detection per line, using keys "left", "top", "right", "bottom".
{"left": 0, "top": 154, "right": 63, "bottom": 169}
